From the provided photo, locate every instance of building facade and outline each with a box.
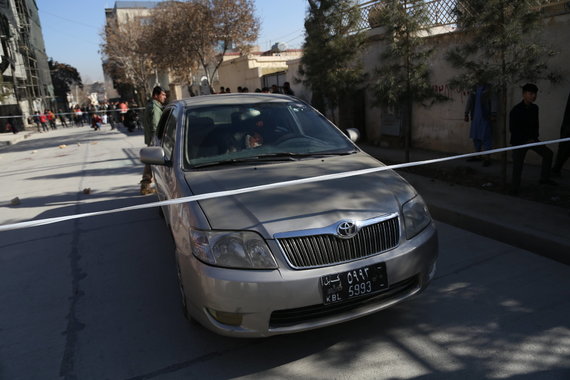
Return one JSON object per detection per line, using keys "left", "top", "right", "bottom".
{"left": 0, "top": 0, "right": 54, "bottom": 130}
{"left": 217, "top": 49, "right": 303, "bottom": 94}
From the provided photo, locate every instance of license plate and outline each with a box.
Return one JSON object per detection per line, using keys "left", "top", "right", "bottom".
{"left": 321, "top": 264, "right": 388, "bottom": 305}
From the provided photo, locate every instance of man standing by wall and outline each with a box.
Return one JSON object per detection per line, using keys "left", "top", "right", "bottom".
{"left": 140, "top": 86, "right": 167, "bottom": 195}
{"left": 509, "top": 83, "right": 556, "bottom": 195}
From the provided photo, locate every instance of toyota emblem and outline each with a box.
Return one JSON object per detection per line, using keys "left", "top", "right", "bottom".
{"left": 337, "top": 220, "right": 358, "bottom": 239}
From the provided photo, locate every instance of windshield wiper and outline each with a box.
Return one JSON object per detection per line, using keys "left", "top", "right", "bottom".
{"left": 190, "top": 151, "right": 358, "bottom": 169}
{"left": 191, "top": 154, "right": 296, "bottom": 168}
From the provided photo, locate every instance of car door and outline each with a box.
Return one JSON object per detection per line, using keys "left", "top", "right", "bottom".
{"left": 152, "top": 107, "right": 177, "bottom": 212}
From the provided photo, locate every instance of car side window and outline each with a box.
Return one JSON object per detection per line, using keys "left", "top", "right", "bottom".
{"left": 155, "top": 108, "right": 173, "bottom": 141}
{"left": 161, "top": 111, "right": 177, "bottom": 159}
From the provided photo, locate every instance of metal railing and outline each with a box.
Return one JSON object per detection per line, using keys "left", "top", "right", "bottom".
{"left": 356, "top": 0, "right": 569, "bottom": 32}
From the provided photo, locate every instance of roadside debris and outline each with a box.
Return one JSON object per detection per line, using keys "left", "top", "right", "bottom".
{"left": 11, "top": 197, "right": 21, "bottom": 205}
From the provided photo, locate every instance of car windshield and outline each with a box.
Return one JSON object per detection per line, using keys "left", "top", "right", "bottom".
{"left": 183, "top": 101, "right": 356, "bottom": 169}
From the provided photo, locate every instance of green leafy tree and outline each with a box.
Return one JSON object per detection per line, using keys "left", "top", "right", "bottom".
{"left": 300, "top": 0, "right": 366, "bottom": 120}
{"left": 370, "top": 0, "right": 442, "bottom": 162}
{"left": 446, "top": 0, "right": 558, "bottom": 182}
{"left": 48, "top": 59, "right": 83, "bottom": 109}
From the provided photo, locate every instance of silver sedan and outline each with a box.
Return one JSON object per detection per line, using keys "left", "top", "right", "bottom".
{"left": 140, "top": 93, "right": 438, "bottom": 337}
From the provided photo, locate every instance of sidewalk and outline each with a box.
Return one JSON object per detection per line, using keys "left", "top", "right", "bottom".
{"left": 360, "top": 143, "right": 570, "bottom": 265}
{"left": 0, "top": 129, "right": 34, "bottom": 146}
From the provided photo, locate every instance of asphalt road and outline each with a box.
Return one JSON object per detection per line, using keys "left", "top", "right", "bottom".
{"left": 1, "top": 127, "right": 569, "bottom": 379}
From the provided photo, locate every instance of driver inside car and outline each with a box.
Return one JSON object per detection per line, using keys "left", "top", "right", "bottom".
{"left": 243, "top": 114, "right": 286, "bottom": 148}
{"left": 245, "top": 117, "right": 264, "bottom": 148}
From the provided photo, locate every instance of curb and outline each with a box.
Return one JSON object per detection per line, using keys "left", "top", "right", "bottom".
{"left": 428, "top": 203, "right": 570, "bottom": 265}
{"left": 401, "top": 172, "right": 570, "bottom": 266}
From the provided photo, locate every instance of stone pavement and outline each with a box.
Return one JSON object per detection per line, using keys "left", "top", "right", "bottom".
{"left": 1, "top": 129, "right": 568, "bottom": 265}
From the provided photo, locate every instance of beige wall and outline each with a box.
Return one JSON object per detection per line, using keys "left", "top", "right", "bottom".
{"left": 112, "top": 8, "right": 153, "bottom": 24}
{"left": 217, "top": 52, "right": 303, "bottom": 92}
{"left": 361, "top": 12, "right": 570, "bottom": 165}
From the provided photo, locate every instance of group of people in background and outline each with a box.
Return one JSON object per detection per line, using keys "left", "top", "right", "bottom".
{"left": 217, "top": 81, "right": 295, "bottom": 96}
{"left": 28, "top": 100, "right": 143, "bottom": 133}
{"left": 464, "top": 83, "right": 569, "bottom": 195}
{"left": 30, "top": 110, "right": 58, "bottom": 132}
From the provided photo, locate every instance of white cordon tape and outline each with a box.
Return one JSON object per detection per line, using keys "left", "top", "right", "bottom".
{"left": 1, "top": 137, "right": 569, "bottom": 232}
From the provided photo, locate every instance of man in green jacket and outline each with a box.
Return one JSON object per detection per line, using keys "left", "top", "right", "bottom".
{"left": 141, "top": 86, "right": 167, "bottom": 194}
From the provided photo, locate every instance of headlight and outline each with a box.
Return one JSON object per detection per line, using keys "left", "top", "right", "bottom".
{"left": 190, "top": 230, "right": 277, "bottom": 269}
{"left": 402, "top": 195, "right": 432, "bottom": 239}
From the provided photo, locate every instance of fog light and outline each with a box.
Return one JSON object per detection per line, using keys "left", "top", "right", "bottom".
{"left": 207, "top": 308, "right": 243, "bottom": 326}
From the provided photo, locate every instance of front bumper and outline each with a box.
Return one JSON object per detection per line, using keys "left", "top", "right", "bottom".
{"left": 178, "top": 223, "right": 438, "bottom": 337}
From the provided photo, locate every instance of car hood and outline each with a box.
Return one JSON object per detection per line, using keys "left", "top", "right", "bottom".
{"left": 184, "top": 153, "right": 416, "bottom": 238}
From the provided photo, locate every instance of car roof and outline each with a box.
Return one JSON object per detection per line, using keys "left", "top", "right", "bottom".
{"left": 177, "top": 93, "right": 297, "bottom": 108}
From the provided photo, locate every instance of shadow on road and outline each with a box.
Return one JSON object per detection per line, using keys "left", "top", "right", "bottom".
{"left": 1, "top": 196, "right": 569, "bottom": 379}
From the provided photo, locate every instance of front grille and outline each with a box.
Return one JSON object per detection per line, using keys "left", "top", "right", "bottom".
{"left": 269, "top": 275, "right": 419, "bottom": 328}
{"left": 278, "top": 216, "right": 400, "bottom": 268}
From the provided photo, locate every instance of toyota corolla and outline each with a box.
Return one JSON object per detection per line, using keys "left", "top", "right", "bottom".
{"left": 140, "top": 93, "right": 438, "bottom": 337}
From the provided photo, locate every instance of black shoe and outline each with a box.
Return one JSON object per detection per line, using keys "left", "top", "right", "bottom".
{"left": 482, "top": 159, "right": 491, "bottom": 167}
{"left": 551, "top": 169, "right": 561, "bottom": 178}
{"left": 539, "top": 179, "right": 558, "bottom": 186}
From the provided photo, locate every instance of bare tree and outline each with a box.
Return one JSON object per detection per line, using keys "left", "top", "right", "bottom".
{"left": 146, "top": 1, "right": 201, "bottom": 87}
{"left": 101, "top": 16, "right": 154, "bottom": 103}
{"left": 147, "top": 0, "right": 259, "bottom": 88}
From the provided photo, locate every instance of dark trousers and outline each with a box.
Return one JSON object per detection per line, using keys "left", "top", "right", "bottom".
{"left": 553, "top": 142, "right": 569, "bottom": 172}
{"left": 553, "top": 125, "right": 570, "bottom": 173}
{"left": 512, "top": 145, "right": 553, "bottom": 189}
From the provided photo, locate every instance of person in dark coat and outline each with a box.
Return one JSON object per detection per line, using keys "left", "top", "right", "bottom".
{"left": 552, "top": 90, "right": 570, "bottom": 176}
{"left": 509, "top": 83, "right": 556, "bottom": 194}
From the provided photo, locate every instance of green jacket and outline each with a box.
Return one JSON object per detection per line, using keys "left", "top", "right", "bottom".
{"left": 144, "top": 98, "right": 163, "bottom": 145}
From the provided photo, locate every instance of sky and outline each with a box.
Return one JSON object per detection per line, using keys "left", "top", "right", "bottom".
{"left": 35, "top": 0, "right": 308, "bottom": 84}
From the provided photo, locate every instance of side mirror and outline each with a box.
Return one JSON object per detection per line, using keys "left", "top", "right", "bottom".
{"left": 345, "top": 128, "right": 360, "bottom": 143}
{"left": 140, "top": 146, "right": 168, "bottom": 165}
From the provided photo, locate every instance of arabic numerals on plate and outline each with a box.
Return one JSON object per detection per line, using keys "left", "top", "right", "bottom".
{"left": 348, "top": 281, "right": 372, "bottom": 297}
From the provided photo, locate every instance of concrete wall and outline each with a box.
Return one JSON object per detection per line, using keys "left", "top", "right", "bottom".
{"left": 283, "top": 58, "right": 312, "bottom": 103}
{"left": 217, "top": 51, "right": 303, "bottom": 93}
{"left": 361, "top": 11, "right": 570, "bottom": 165}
